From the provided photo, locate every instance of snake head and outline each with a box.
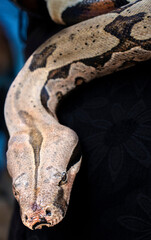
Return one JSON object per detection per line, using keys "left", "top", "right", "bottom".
{"left": 7, "top": 126, "right": 82, "bottom": 230}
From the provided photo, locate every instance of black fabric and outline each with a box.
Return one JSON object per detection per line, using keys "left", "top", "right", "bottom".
{"left": 25, "top": 13, "right": 64, "bottom": 59}
{"left": 9, "top": 13, "right": 151, "bottom": 240}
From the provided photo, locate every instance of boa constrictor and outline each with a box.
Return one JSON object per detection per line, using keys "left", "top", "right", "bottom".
{"left": 45, "top": 0, "right": 136, "bottom": 24}
{"left": 5, "top": 0, "right": 151, "bottom": 230}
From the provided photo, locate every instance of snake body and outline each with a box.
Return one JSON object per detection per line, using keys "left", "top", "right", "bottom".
{"left": 5, "top": 0, "right": 151, "bottom": 230}
{"left": 45, "top": 0, "right": 134, "bottom": 25}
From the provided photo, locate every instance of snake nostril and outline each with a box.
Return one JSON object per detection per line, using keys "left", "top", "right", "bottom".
{"left": 25, "top": 215, "right": 28, "bottom": 222}
{"left": 46, "top": 208, "right": 51, "bottom": 216}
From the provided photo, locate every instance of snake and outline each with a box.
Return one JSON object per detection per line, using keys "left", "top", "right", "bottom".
{"left": 5, "top": 0, "right": 151, "bottom": 230}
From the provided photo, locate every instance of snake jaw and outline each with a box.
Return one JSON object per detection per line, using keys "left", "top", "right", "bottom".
{"left": 19, "top": 187, "right": 67, "bottom": 230}
{"left": 22, "top": 204, "right": 65, "bottom": 230}
{"left": 20, "top": 158, "right": 81, "bottom": 230}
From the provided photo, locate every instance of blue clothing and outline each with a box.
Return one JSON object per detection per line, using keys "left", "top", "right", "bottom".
{"left": 0, "top": 132, "right": 7, "bottom": 170}
{"left": 0, "top": 0, "right": 28, "bottom": 79}
{"left": 0, "top": 0, "right": 28, "bottom": 171}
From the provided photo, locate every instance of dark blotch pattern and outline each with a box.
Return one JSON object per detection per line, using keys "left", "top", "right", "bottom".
{"left": 29, "top": 43, "right": 56, "bottom": 72}
{"left": 53, "top": 188, "right": 68, "bottom": 217}
{"left": 62, "top": 0, "right": 115, "bottom": 25}
{"left": 61, "top": 0, "right": 137, "bottom": 25}
{"left": 40, "top": 8, "right": 150, "bottom": 114}
{"left": 114, "top": 0, "right": 130, "bottom": 8}
{"left": 41, "top": 86, "right": 50, "bottom": 113}
{"left": 47, "top": 65, "right": 70, "bottom": 80}
{"left": 81, "top": 12, "right": 150, "bottom": 68}
{"left": 47, "top": 12, "right": 148, "bottom": 81}
{"left": 104, "top": 13, "right": 145, "bottom": 39}
{"left": 67, "top": 142, "right": 82, "bottom": 171}
{"left": 113, "top": 0, "right": 142, "bottom": 13}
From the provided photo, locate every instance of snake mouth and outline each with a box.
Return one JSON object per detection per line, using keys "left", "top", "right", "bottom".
{"left": 32, "top": 218, "right": 51, "bottom": 230}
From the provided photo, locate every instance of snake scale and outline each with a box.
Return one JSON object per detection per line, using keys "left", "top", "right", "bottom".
{"left": 5, "top": 0, "right": 151, "bottom": 230}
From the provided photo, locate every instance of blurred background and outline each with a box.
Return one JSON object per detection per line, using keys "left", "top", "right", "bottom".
{"left": 0, "top": 1, "right": 28, "bottom": 239}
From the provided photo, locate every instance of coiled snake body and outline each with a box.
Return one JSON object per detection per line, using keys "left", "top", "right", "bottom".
{"left": 5, "top": 0, "right": 151, "bottom": 230}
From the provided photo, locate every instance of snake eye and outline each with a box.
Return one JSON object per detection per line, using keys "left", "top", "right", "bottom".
{"left": 59, "top": 172, "right": 67, "bottom": 186}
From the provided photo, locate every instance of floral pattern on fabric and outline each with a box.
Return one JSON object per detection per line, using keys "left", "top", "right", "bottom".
{"left": 83, "top": 100, "right": 151, "bottom": 181}
{"left": 119, "top": 194, "right": 151, "bottom": 240}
